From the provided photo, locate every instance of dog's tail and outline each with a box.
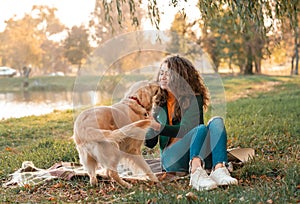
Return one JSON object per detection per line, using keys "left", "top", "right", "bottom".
{"left": 74, "top": 119, "right": 151, "bottom": 144}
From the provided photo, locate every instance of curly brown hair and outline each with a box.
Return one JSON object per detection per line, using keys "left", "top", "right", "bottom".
{"left": 154, "top": 55, "right": 209, "bottom": 121}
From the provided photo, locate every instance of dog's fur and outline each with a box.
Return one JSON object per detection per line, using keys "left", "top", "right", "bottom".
{"left": 73, "top": 81, "right": 159, "bottom": 188}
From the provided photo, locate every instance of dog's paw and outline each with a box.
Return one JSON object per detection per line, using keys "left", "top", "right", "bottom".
{"left": 90, "top": 177, "right": 98, "bottom": 186}
{"left": 147, "top": 174, "right": 159, "bottom": 183}
{"left": 124, "top": 182, "right": 133, "bottom": 189}
{"left": 117, "top": 180, "right": 133, "bottom": 189}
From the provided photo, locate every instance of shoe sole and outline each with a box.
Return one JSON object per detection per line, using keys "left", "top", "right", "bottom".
{"left": 216, "top": 181, "right": 238, "bottom": 186}
{"left": 190, "top": 184, "right": 218, "bottom": 191}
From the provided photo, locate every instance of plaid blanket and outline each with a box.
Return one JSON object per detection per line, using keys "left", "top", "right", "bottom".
{"left": 3, "top": 148, "right": 254, "bottom": 187}
{"left": 3, "top": 159, "right": 163, "bottom": 187}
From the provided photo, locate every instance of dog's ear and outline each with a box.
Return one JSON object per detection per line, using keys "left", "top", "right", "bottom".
{"left": 137, "top": 87, "right": 148, "bottom": 105}
{"left": 148, "top": 81, "right": 160, "bottom": 95}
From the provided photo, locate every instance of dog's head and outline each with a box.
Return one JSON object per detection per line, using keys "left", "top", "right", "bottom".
{"left": 125, "top": 80, "right": 160, "bottom": 112}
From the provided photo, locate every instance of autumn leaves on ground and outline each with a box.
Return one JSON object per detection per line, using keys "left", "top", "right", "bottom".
{"left": 0, "top": 75, "right": 299, "bottom": 203}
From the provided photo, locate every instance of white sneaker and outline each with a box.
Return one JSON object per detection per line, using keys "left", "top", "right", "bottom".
{"left": 210, "top": 167, "right": 238, "bottom": 186}
{"left": 189, "top": 167, "right": 218, "bottom": 191}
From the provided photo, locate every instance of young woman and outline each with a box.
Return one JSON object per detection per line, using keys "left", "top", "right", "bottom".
{"left": 145, "top": 55, "right": 238, "bottom": 191}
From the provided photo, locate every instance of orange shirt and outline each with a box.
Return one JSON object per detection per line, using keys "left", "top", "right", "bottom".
{"left": 167, "top": 93, "right": 175, "bottom": 125}
{"left": 167, "top": 93, "right": 180, "bottom": 146}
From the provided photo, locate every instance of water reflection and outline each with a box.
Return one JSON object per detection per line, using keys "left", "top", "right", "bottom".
{"left": 0, "top": 90, "right": 106, "bottom": 120}
{"left": 1, "top": 90, "right": 72, "bottom": 103}
{"left": 0, "top": 79, "right": 141, "bottom": 120}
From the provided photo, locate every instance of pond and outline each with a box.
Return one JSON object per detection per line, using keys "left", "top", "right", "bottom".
{"left": 0, "top": 90, "right": 106, "bottom": 120}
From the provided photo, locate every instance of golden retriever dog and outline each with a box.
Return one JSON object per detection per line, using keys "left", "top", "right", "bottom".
{"left": 73, "top": 81, "right": 159, "bottom": 188}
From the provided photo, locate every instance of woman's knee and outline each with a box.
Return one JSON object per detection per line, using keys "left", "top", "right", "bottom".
{"left": 190, "top": 125, "right": 208, "bottom": 141}
{"left": 196, "top": 124, "right": 208, "bottom": 132}
{"left": 185, "top": 125, "right": 207, "bottom": 140}
{"left": 207, "top": 116, "right": 225, "bottom": 128}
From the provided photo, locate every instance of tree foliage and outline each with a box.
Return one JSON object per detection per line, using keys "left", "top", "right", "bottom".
{"left": 0, "top": 6, "right": 66, "bottom": 74}
{"left": 201, "top": 7, "right": 266, "bottom": 74}
{"left": 0, "top": 14, "right": 43, "bottom": 72}
{"left": 63, "top": 25, "right": 92, "bottom": 73}
{"left": 95, "top": 0, "right": 299, "bottom": 75}
{"left": 167, "top": 10, "right": 267, "bottom": 74}
{"left": 0, "top": 1, "right": 298, "bottom": 75}
{"left": 89, "top": 0, "right": 145, "bottom": 45}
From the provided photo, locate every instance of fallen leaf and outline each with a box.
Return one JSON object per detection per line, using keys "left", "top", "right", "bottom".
{"left": 186, "top": 192, "right": 198, "bottom": 201}
{"left": 48, "top": 197, "right": 56, "bottom": 201}
{"left": 158, "top": 172, "right": 167, "bottom": 181}
{"left": 176, "top": 194, "right": 183, "bottom": 199}
{"left": 147, "top": 198, "right": 157, "bottom": 204}
{"left": 23, "top": 184, "right": 31, "bottom": 190}
{"left": 52, "top": 182, "right": 63, "bottom": 188}
{"left": 5, "top": 146, "right": 19, "bottom": 153}
{"left": 260, "top": 175, "right": 267, "bottom": 179}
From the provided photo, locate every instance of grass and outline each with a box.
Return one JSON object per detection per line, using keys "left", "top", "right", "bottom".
{"left": 0, "top": 75, "right": 299, "bottom": 203}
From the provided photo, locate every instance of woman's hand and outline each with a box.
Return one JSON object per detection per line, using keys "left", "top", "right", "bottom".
{"left": 149, "top": 116, "right": 161, "bottom": 131}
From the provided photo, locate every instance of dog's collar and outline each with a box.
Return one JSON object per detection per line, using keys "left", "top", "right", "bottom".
{"left": 128, "top": 96, "right": 145, "bottom": 108}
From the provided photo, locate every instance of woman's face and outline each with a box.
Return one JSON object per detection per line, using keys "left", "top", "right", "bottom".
{"left": 158, "top": 62, "right": 170, "bottom": 91}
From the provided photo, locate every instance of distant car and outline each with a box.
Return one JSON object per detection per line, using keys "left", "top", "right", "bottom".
{"left": 0, "top": 66, "right": 17, "bottom": 77}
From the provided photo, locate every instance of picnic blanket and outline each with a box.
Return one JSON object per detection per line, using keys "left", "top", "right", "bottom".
{"left": 3, "top": 148, "right": 254, "bottom": 188}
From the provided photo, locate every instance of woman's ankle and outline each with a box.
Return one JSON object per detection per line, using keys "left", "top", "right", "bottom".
{"left": 190, "top": 157, "right": 203, "bottom": 173}
{"left": 214, "top": 162, "right": 225, "bottom": 170}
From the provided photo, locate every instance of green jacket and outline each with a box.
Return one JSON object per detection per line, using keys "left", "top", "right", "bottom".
{"left": 145, "top": 94, "right": 204, "bottom": 151}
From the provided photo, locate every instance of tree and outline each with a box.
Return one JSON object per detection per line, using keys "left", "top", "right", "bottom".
{"left": 34, "top": 5, "right": 67, "bottom": 74}
{"left": 0, "top": 6, "right": 66, "bottom": 74}
{"left": 167, "top": 13, "right": 198, "bottom": 54}
{"left": 64, "top": 25, "right": 92, "bottom": 74}
{"left": 41, "top": 39, "right": 68, "bottom": 74}
{"left": 90, "top": 0, "right": 145, "bottom": 45}
{"left": 287, "top": 3, "right": 299, "bottom": 75}
{"left": 1, "top": 14, "right": 44, "bottom": 73}
{"left": 169, "top": 7, "right": 266, "bottom": 74}
{"left": 95, "top": 0, "right": 299, "bottom": 75}
{"left": 200, "top": 16, "right": 225, "bottom": 72}
{"left": 167, "top": 13, "right": 189, "bottom": 54}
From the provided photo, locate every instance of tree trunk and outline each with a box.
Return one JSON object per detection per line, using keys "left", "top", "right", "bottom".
{"left": 291, "top": 54, "right": 295, "bottom": 75}
{"left": 244, "top": 46, "right": 254, "bottom": 75}
{"left": 254, "top": 58, "right": 262, "bottom": 74}
{"left": 294, "top": 37, "right": 299, "bottom": 75}
{"left": 245, "top": 61, "right": 253, "bottom": 75}
{"left": 291, "top": 3, "right": 299, "bottom": 75}
{"left": 291, "top": 38, "right": 299, "bottom": 75}
{"left": 295, "top": 50, "right": 299, "bottom": 75}
{"left": 77, "top": 63, "right": 82, "bottom": 76}
{"left": 229, "top": 57, "right": 234, "bottom": 74}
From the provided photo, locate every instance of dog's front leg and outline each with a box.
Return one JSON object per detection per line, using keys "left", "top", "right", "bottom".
{"left": 128, "top": 155, "right": 159, "bottom": 182}
{"left": 107, "top": 169, "right": 133, "bottom": 188}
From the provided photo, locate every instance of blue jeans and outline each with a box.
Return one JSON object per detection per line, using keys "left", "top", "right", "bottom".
{"left": 161, "top": 117, "right": 228, "bottom": 172}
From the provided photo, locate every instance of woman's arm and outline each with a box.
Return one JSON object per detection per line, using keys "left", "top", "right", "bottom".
{"left": 159, "top": 95, "right": 204, "bottom": 138}
{"left": 145, "top": 125, "right": 159, "bottom": 148}
{"left": 144, "top": 113, "right": 162, "bottom": 148}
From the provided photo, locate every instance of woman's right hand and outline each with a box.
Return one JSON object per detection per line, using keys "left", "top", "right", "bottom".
{"left": 149, "top": 116, "right": 161, "bottom": 131}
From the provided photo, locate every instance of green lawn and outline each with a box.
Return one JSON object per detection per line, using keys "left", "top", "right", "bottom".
{"left": 0, "top": 75, "right": 299, "bottom": 203}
